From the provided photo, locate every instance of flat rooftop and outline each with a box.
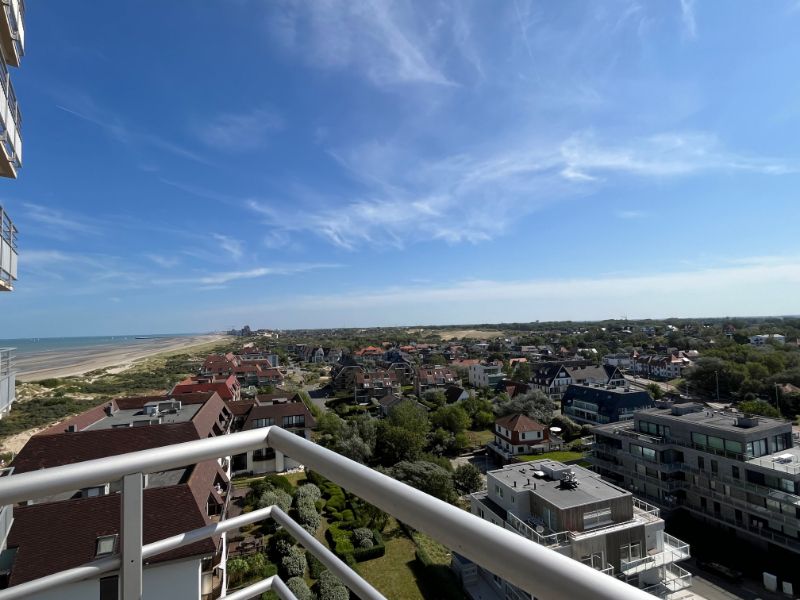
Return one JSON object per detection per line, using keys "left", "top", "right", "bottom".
{"left": 748, "top": 445, "right": 800, "bottom": 476}
{"left": 636, "top": 406, "right": 790, "bottom": 435}
{"left": 489, "top": 461, "right": 629, "bottom": 509}
{"left": 84, "top": 404, "right": 202, "bottom": 430}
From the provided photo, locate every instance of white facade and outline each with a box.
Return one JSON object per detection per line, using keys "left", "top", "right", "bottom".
{"left": 468, "top": 364, "right": 505, "bottom": 388}
{"left": 750, "top": 334, "right": 786, "bottom": 346}
{"left": 21, "top": 558, "right": 205, "bottom": 600}
{"left": 0, "top": 348, "right": 14, "bottom": 416}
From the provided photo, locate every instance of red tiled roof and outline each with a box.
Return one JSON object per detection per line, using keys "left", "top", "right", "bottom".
{"left": 495, "top": 413, "right": 546, "bottom": 433}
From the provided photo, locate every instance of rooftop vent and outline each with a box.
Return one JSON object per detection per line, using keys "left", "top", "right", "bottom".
{"left": 735, "top": 415, "right": 760, "bottom": 428}
{"left": 104, "top": 402, "right": 116, "bottom": 417}
{"left": 775, "top": 453, "right": 794, "bottom": 464}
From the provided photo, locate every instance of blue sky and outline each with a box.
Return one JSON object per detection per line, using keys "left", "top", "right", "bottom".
{"left": 2, "top": 0, "right": 800, "bottom": 337}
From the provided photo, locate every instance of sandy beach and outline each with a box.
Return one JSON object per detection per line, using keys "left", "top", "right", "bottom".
{"left": 14, "top": 334, "right": 227, "bottom": 382}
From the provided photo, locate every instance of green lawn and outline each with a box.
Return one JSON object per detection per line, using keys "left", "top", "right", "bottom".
{"left": 516, "top": 450, "right": 585, "bottom": 463}
{"left": 464, "top": 428, "right": 493, "bottom": 447}
{"left": 357, "top": 519, "right": 425, "bottom": 600}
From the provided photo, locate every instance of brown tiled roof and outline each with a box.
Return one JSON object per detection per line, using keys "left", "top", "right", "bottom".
{"left": 7, "top": 485, "right": 217, "bottom": 585}
{"left": 495, "top": 413, "right": 546, "bottom": 433}
{"left": 13, "top": 423, "right": 201, "bottom": 474}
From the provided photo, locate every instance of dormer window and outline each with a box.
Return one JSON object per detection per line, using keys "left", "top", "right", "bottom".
{"left": 96, "top": 534, "right": 118, "bottom": 556}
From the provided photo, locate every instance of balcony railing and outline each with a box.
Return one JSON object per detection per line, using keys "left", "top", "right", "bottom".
{"left": 0, "top": 56, "right": 21, "bottom": 177}
{"left": 0, "top": 426, "right": 654, "bottom": 600}
{"left": 0, "top": 206, "right": 17, "bottom": 289}
{"left": 0, "top": 348, "right": 14, "bottom": 414}
{"left": 0, "top": 0, "right": 23, "bottom": 67}
{"left": 619, "top": 533, "right": 690, "bottom": 575}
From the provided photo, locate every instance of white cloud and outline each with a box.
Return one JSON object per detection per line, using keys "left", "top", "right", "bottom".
{"left": 680, "top": 0, "right": 697, "bottom": 38}
{"left": 146, "top": 254, "right": 180, "bottom": 268}
{"left": 203, "top": 256, "right": 800, "bottom": 327}
{"left": 212, "top": 234, "right": 244, "bottom": 260}
{"left": 196, "top": 107, "right": 283, "bottom": 151}
{"left": 268, "top": 0, "right": 454, "bottom": 86}
{"left": 246, "top": 129, "right": 796, "bottom": 250}
{"left": 23, "top": 203, "right": 100, "bottom": 238}
{"left": 155, "top": 263, "right": 341, "bottom": 287}
{"left": 616, "top": 210, "right": 646, "bottom": 219}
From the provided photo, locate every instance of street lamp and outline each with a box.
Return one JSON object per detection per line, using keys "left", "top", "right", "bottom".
{"left": 714, "top": 370, "right": 720, "bottom": 402}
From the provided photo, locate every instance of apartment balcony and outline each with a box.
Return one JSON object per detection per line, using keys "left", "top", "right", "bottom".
{"left": 0, "top": 468, "right": 12, "bottom": 550}
{"left": 639, "top": 563, "right": 692, "bottom": 598}
{"left": 0, "top": 0, "right": 23, "bottom": 68}
{"left": 0, "top": 207, "right": 17, "bottom": 290}
{"left": 619, "top": 533, "right": 690, "bottom": 576}
{"left": 0, "top": 426, "right": 655, "bottom": 600}
{"left": 0, "top": 61, "right": 20, "bottom": 179}
{"left": 0, "top": 349, "right": 14, "bottom": 416}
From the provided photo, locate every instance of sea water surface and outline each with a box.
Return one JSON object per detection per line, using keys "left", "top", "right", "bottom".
{"left": 0, "top": 334, "right": 200, "bottom": 357}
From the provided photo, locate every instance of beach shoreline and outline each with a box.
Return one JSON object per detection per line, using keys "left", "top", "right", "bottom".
{"left": 15, "top": 334, "right": 228, "bottom": 382}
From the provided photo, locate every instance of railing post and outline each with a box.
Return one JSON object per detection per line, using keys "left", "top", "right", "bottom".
{"left": 121, "top": 473, "right": 143, "bottom": 600}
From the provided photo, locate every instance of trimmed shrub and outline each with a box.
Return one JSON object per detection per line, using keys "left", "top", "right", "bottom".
{"left": 306, "top": 550, "right": 324, "bottom": 579}
{"left": 318, "top": 570, "right": 349, "bottom": 600}
{"left": 286, "top": 576, "right": 313, "bottom": 600}
{"left": 268, "top": 529, "right": 294, "bottom": 562}
{"left": 258, "top": 489, "right": 292, "bottom": 512}
{"left": 264, "top": 474, "right": 294, "bottom": 495}
{"left": 280, "top": 546, "right": 307, "bottom": 579}
{"left": 296, "top": 496, "right": 321, "bottom": 534}
{"left": 306, "top": 470, "right": 326, "bottom": 487}
{"left": 295, "top": 483, "right": 322, "bottom": 503}
{"left": 353, "top": 528, "right": 373, "bottom": 548}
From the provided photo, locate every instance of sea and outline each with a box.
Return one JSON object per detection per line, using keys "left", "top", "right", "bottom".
{"left": 0, "top": 334, "right": 201, "bottom": 357}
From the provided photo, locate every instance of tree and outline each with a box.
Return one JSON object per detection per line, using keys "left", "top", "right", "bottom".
{"left": 646, "top": 383, "right": 664, "bottom": 400}
{"left": 512, "top": 361, "right": 531, "bottom": 382}
{"left": 453, "top": 463, "right": 483, "bottom": 494}
{"left": 375, "top": 400, "right": 430, "bottom": 465}
{"left": 388, "top": 460, "right": 456, "bottom": 503}
{"left": 460, "top": 395, "right": 495, "bottom": 429}
{"left": 430, "top": 404, "right": 470, "bottom": 434}
{"left": 737, "top": 399, "right": 780, "bottom": 418}
{"left": 422, "top": 389, "right": 447, "bottom": 407}
{"left": 227, "top": 557, "right": 249, "bottom": 587}
{"left": 493, "top": 390, "right": 553, "bottom": 423}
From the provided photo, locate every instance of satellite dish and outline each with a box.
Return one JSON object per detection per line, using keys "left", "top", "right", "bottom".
{"left": 535, "top": 526, "right": 545, "bottom": 534}
{"left": 550, "top": 427, "right": 562, "bottom": 434}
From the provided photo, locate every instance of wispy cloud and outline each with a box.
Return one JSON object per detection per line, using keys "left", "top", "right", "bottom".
{"left": 196, "top": 107, "right": 283, "bottom": 151}
{"left": 679, "top": 0, "right": 697, "bottom": 38}
{"left": 155, "top": 263, "right": 341, "bottom": 287}
{"left": 22, "top": 203, "right": 101, "bottom": 240}
{"left": 145, "top": 254, "right": 180, "bottom": 269}
{"left": 244, "top": 129, "right": 797, "bottom": 250}
{"left": 205, "top": 256, "right": 800, "bottom": 326}
{"left": 56, "top": 96, "right": 209, "bottom": 165}
{"left": 268, "top": 0, "right": 454, "bottom": 87}
{"left": 212, "top": 233, "right": 244, "bottom": 260}
{"left": 616, "top": 210, "right": 646, "bottom": 219}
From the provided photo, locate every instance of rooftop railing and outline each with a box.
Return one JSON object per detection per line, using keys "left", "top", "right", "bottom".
{"left": 0, "top": 426, "right": 654, "bottom": 600}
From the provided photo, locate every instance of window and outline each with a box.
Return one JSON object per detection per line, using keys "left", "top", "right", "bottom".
{"left": 254, "top": 447, "right": 275, "bottom": 460}
{"left": 781, "top": 479, "right": 795, "bottom": 494}
{"left": 631, "top": 444, "right": 656, "bottom": 462}
{"left": 773, "top": 434, "right": 789, "bottom": 452}
{"left": 495, "top": 485, "right": 504, "bottom": 499}
{"left": 691, "top": 432, "right": 707, "bottom": 447}
{"left": 283, "top": 415, "right": 305, "bottom": 428}
{"left": 747, "top": 439, "right": 768, "bottom": 458}
{"left": 725, "top": 439, "right": 743, "bottom": 454}
{"left": 709, "top": 480, "right": 717, "bottom": 491}
{"left": 732, "top": 466, "right": 740, "bottom": 479}
{"left": 697, "top": 457, "right": 705, "bottom": 470}
{"left": 100, "top": 576, "right": 119, "bottom": 600}
{"left": 583, "top": 508, "right": 613, "bottom": 529}
{"left": 253, "top": 418, "right": 274, "bottom": 428}
{"left": 620, "top": 542, "right": 642, "bottom": 561}
{"left": 96, "top": 535, "right": 117, "bottom": 556}
{"left": 711, "top": 460, "right": 718, "bottom": 475}
{"left": 708, "top": 436, "right": 724, "bottom": 451}
{"left": 700, "top": 497, "right": 707, "bottom": 510}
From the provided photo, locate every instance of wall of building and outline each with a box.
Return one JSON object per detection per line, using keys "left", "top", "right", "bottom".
{"left": 23, "top": 558, "right": 202, "bottom": 600}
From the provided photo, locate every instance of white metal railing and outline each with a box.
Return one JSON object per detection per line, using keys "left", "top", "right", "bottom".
{"left": 0, "top": 206, "right": 17, "bottom": 288}
{"left": 0, "top": 348, "right": 14, "bottom": 413}
{"left": 0, "top": 426, "right": 654, "bottom": 600}
{"left": 620, "top": 533, "right": 690, "bottom": 574}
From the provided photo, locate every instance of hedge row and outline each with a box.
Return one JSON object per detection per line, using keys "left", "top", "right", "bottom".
{"left": 326, "top": 524, "right": 385, "bottom": 562}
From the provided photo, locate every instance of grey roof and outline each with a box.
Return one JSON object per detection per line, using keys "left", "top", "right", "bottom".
{"left": 634, "top": 405, "right": 791, "bottom": 435}
{"left": 83, "top": 404, "right": 202, "bottom": 430}
{"left": 488, "top": 462, "right": 629, "bottom": 510}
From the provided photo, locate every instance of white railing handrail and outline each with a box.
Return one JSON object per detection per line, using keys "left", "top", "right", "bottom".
{"left": 0, "top": 426, "right": 654, "bottom": 600}
{"left": 0, "top": 504, "right": 383, "bottom": 600}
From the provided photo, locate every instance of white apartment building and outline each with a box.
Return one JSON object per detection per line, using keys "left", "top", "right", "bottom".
{"left": 468, "top": 363, "right": 506, "bottom": 389}
{"left": 464, "top": 460, "right": 691, "bottom": 599}
{"left": 750, "top": 334, "right": 785, "bottom": 346}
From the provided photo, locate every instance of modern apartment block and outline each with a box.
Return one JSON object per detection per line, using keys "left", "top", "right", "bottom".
{"left": 562, "top": 384, "right": 654, "bottom": 426}
{"left": 468, "top": 363, "right": 506, "bottom": 389}
{"left": 590, "top": 402, "right": 800, "bottom": 555}
{"left": 465, "top": 460, "right": 691, "bottom": 599}
{"left": 0, "top": 0, "right": 23, "bottom": 178}
{"left": 0, "top": 206, "right": 19, "bottom": 422}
